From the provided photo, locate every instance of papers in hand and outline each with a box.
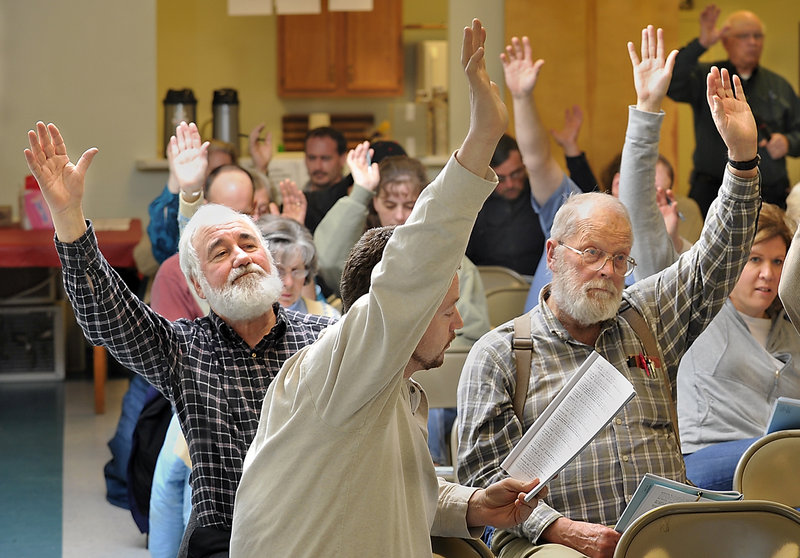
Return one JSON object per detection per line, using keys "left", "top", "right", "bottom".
{"left": 615, "top": 473, "right": 742, "bottom": 533}
{"left": 500, "top": 351, "right": 636, "bottom": 503}
{"left": 765, "top": 396, "right": 800, "bottom": 434}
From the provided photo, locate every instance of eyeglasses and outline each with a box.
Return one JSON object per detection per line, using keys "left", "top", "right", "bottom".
{"left": 558, "top": 241, "right": 637, "bottom": 277}
{"left": 732, "top": 32, "right": 764, "bottom": 41}
{"left": 496, "top": 167, "right": 526, "bottom": 184}
{"left": 275, "top": 265, "right": 309, "bottom": 280}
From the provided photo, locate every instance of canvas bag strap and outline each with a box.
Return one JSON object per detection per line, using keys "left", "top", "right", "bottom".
{"left": 512, "top": 311, "right": 534, "bottom": 423}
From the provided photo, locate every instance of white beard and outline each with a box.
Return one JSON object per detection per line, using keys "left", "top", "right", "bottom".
{"left": 550, "top": 263, "right": 622, "bottom": 327}
{"left": 198, "top": 263, "right": 283, "bottom": 322}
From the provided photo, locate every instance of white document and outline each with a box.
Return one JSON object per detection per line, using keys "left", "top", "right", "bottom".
{"left": 501, "top": 351, "right": 636, "bottom": 502}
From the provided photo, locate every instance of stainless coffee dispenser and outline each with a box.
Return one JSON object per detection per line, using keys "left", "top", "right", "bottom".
{"left": 162, "top": 89, "right": 197, "bottom": 157}
{"left": 212, "top": 88, "right": 240, "bottom": 156}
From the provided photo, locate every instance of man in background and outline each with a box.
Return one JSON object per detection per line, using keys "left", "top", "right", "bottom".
{"left": 668, "top": 4, "right": 800, "bottom": 215}
{"left": 302, "top": 126, "right": 353, "bottom": 232}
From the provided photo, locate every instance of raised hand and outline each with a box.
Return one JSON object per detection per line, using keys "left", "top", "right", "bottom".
{"left": 627, "top": 26, "right": 678, "bottom": 113}
{"left": 248, "top": 123, "right": 273, "bottom": 174}
{"left": 346, "top": 141, "right": 380, "bottom": 192}
{"left": 706, "top": 67, "right": 758, "bottom": 161}
{"left": 269, "top": 179, "right": 307, "bottom": 224}
{"left": 656, "top": 186, "right": 683, "bottom": 250}
{"left": 460, "top": 18, "right": 508, "bottom": 170}
{"left": 501, "top": 36, "right": 544, "bottom": 100}
{"left": 24, "top": 122, "right": 97, "bottom": 241}
{"left": 550, "top": 105, "right": 584, "bottom": 157}
{"left": 168, "top": 121, "right": 209, "bottom": 196}
{"left": 699, "top": 4, "right": 729, "bottom": 49}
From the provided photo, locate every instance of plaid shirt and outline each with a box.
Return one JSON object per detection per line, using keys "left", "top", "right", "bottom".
{"left": 457, "top": 169, "right": 760, "bottom": 543}
{"left": 57, "top": 225, "right": 334, "bottom": 530}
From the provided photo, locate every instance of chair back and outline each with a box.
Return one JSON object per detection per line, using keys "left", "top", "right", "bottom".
{"left": 614, "top": 500, "right": 800, "bottom": 558}
{"left": 485, "top": 286, "right": 529, "bottom": 328}
{"left": 413, "top": 346, "right": 470, "bottom": 482}
{"left": 733, "top": 429, "right": 800, "bottom": 508}
{"left": 412, "top": 346, "right": 469, "bottom": 410}
{"left": 431, "top": 536, "right": 494, "bottom": 558}
{"left": 476, "top": 265, "right": 529, "bottom": 292}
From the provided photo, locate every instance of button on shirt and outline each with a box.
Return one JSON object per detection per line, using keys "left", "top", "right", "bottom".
{"left": 458, "top": 169, "right": 760, "bottom": 543}
{"left": 57, "top": 224, "right": 335, "bottom": 530}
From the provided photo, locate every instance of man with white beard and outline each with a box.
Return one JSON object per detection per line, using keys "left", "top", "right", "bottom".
{"left": 457, "top": 45, "right": 762, "bottom": 558}
{"left": 23, "top": 124, "right": 335, "bottom": 558}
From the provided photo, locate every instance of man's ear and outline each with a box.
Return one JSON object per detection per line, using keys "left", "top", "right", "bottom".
{"left": 546, "top": 239, "right": 559, "bottom": 273}
{"left": 191, "top": 276, "right": 207, "bottom": 300}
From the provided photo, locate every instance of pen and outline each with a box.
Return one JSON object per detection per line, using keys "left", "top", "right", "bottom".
{"left": 366, "top": 148, "right": 372, "bottom": 176}
{"left": 666, "top": 197, "right": 686, "bottom": 221}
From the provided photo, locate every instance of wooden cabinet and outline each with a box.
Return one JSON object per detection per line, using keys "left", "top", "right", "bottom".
{"left": 277, "top": 0, "right": 403, "bottom": 97}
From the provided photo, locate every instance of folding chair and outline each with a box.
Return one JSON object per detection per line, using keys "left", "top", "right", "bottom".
{"left": 613, "top": 500, "right": 800, "bottom": 558}
{"left": 476, "top": 266, "right": 529, "bottom": 293}
{"left": 733, "top": 429, "right": 800, "bottom": 508}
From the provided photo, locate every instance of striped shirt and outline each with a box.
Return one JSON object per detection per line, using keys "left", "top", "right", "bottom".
{"left": 457, "top": 169, "right": 760, "bottom": 543}
{"left": 57, "top": 224, "right": 334, "bottom": 530}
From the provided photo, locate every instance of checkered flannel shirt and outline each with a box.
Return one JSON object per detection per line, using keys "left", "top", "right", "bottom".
{"left": 57, "top": 224, "right": 335, "bottom": 530}
{"left": 457, "top": 169, "right": 760, "bottom": 543}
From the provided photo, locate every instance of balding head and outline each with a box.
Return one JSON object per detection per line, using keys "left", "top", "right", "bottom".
{"left": 721, "top": 10, "right": 764, "bottom": 75}
{"left": 205, "top": 165, "right": 255, "bottom": 215}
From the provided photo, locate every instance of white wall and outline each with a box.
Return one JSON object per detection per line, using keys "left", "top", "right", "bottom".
{"left": 0, "top": 0, "right": 163, "bottom": 223}
{"left": 447, "top": 1, "right": 505, "bottom": 152}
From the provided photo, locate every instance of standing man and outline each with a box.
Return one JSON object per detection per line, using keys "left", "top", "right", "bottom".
{"left": 668, "top": 4, "right": 800, "bottom": 215}
{"left": 302, "top": 126, "right": 353, "bottom": 232}
{"left": 24, "top": 123, "right": 335, "bottom": 556}
{"left": 230, "top": 19, "right": 542, "bottom": 557}
{"left": 466, "top": 134, "right": 545, "bottom": 278}
{"left": 458, "top": 26, "right": 761, "bottom": 557}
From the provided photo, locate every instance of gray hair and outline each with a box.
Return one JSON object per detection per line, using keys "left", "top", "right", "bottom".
{"left": 550, "top": 192, "right": 632, "bottom": 244}
{"left": 178, "top": 203, "right": 264, "bottom": 285}
{"left": 255, "top": 215, "right": 318, "bottom": 285}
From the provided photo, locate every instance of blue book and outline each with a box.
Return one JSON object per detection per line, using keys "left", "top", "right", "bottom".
{"left": 615, "top": 473, "right": 742, "bottom": 533}
{"left": 765, "top": 396, "right": 800, "bottom": 434}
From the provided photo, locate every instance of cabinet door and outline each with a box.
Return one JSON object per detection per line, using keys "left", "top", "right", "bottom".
{"left": 277, "top": 11, "right": 338, "bottom": 96}
{"left": 342, "top": 0, "right": 403, "bottom": 96}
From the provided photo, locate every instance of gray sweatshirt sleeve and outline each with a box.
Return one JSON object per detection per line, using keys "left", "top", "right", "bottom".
{"left": 618, "top": 106, "right": 679, "bottom": 280}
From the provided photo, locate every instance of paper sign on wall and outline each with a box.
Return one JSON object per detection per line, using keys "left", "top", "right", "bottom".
{"left": 329, "top": 0, "right": 373, "bottom": 10}
{"left": 228, "top": 0, "right": 273, "bottom": 16}
{"left": 275, "top": 0, "right": 321, "bottom": 14}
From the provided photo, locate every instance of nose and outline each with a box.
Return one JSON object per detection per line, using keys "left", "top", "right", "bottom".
{"left": 759, "top": 262, "right": 776, "bottom": 281}
{"left": 452, "top": 308, "right": 464, "bottom": 332}
{"left": 394, "top": 207, "right": 409, "bottom": 224}
{"left": 231, "top": 245, "right": 253, "bottom": 267}
{"left": 597, "top": 255, "right": 616, "bottom": 277}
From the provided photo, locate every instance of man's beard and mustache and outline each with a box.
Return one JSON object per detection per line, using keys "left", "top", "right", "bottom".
{"left": 549, "top": 261, "right": 622, "bottom": 327}
{"left": 197, "top": 263, "right": 283, "bottom": 322}
{"left": 411, "top": 332, "right": 456, "bottom": 372}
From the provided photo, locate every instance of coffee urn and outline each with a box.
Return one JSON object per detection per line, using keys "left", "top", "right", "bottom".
{"left": 212, "top": 88, "right": 240, "bottom": 156}
{"left": 162, "top": 89, "right": 197, "bottom": 157}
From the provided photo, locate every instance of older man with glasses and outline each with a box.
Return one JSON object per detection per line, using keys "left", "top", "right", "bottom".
{"left": 458, "top": 24, "right": 762, "bottom": 557}
{"left": 668, "top": 4, "right": 800, "bottom": 215}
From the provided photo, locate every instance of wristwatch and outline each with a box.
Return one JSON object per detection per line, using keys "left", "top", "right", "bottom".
{"left": 727, "top": 154, "right": 760, "bottom": 170}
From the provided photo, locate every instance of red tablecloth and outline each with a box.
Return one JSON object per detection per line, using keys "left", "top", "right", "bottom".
{"left": 0, "top": 219, "right": 142, "bottom": 268}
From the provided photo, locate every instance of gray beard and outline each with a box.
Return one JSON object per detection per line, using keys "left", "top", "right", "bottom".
{"left": 549, "top": 264, "right": 622, "bottom": 327}
{"left": 199, "top": 263, "right": 283, "bottom": 322}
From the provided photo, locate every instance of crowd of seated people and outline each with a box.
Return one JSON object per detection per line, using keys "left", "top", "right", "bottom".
{"left": 32, "top": 6, "right": 800, "bottom": 558}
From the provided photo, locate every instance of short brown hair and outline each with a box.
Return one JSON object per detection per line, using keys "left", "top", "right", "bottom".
{"left": 340, "top": 226, "right": 396, "bottom": 312}
{"left": 366, "top": 156, "right": 428, "bottom": 228}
